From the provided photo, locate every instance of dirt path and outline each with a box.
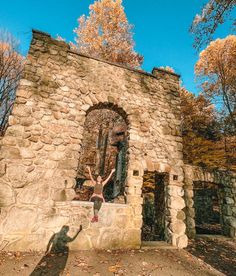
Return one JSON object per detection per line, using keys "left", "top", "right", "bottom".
{"left": 187, "top": 235, "right": 236, "bottom": 276}
{"left": 0, "top": 248, "right": 223, "bottom": 276}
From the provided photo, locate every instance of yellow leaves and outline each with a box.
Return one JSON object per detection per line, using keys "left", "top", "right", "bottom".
{"left": 74, "top": 0, "right": 143, "bottom": 68}
{"left": 180, "top": 88, "right": 228, "bottom": 169}
{"left": 195, "top": 35, "right": 236, "bottom": 77}
{"left": 108, "top": 263, "right": 122, "bottom": 273}
{"left": 195, "top": 35, "right": 236, "bottom": 125}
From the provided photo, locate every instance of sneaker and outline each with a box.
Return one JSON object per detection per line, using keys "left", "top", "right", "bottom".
{"left": 91, "top": 216, "right": 97, "bottom": 223}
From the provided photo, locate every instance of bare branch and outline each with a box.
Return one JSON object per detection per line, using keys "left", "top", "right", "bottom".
{"left": 190, "top": 0, "right": 236, "bottom": 50}
{"left": 0, "top": 29, "right": 24, "bottom": 136}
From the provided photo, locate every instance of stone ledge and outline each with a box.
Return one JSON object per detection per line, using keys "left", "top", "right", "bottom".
{"left": 54, "top": 201, "right": 128, "bottom": 208}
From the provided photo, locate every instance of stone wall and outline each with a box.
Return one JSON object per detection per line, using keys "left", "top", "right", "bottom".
{"left": 0, "top": 202, "right": 136, "bottom": 251}
{"left": 0, "top": 29, "right": 187, "bottom": 251}
{"left": 184, "top": 165, "right": 236, "bottom": 238}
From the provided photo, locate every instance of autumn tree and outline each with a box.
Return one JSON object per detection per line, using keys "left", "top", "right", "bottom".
{"left": 0, "top": 30, "right": 24, "bottom": 135}
{"left": 195, "top": 35, "right": 236, "bottom": 129}
{"left": 74, "top": 0, "right": 143, "bottom": 68}
{"left": 191, "top": 0, "right": 236, "bottom": 49}
{"left": 180, "top": 88, "right": 225, "bottom": 168}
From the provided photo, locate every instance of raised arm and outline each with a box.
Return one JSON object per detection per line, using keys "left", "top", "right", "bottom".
{"left": 86, "top": 166, "right": 96, "bottom": 184}
{"left": 68, "top": 225, "right": 83, "bottom": 242}
{"left": 103, "top": 169, "right": 115, "bottom": 186}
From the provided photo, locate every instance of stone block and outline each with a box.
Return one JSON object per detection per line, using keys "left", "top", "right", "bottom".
{"left": 169, "top": 220, "right": 186, "bottom": 235}
{"left": 20, "top": 148, "right": 35, "bottom": 159}
{"left": 167, "top": 196, "right": 185, "bottom": 210}
{"left": 167, "top": 186, "right": 184, "bottom": 197}
{"left": 123, "top": 229, "right": 141, "bottom": 248}
{"left": 176, "top": 234, "right": 188, "bottom": 248}
{"left": 177, "top": 210, "right": 186, "bottom": 221}
{"left": 0, "top": 162, "right": 6, "bottom": 176}
{"left": 225, "top": 197, "right": 234, "bottom": 205}
{"left": 6, "top": 165, "right": 29, "bottom": 188}
{"left": 1, "top": 147, "right": 21, "bottom": 159}
{"left": 52, "top": 188, "right": 75, "bottom": 202}
{"left": 186, "top": 217, "right": 195, "bottom": 229}
{"left": 58, "top": 159, "right": 78, "bottom": 169}
{"left": 185, "top": 208, "right": 195, "bottom": 218}
{"left": 99, "top": 229, "right": 123, "bottom": 249}
{"left": 0, "top": 183, "right": 15, "bottom": 207}
{"left": 0, "top": 206, "right": 38, "bottom": 234}
{"left": 17, "top": 183, "right": 50, "bottom": 205}
{"left": 186, "top": 228, "right": 196, "bottom": 239}
{"left": 39, "top": 215, "right": 70, "bottom": 230}
{"left": 113, "top": 215, "right": 130, "bottom": 228}
{"left": 226, "top": 217, "right": 236, "bottom": 228}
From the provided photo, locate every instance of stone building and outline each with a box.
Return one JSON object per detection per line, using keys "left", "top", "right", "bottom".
{"left": 0, "top": 30, "right": 235, "bottom": 251}
{"left": 184, "top": 165, "right": 236, "bottom": 239}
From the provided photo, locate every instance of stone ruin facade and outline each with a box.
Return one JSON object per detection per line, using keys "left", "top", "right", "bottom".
{"left": 0, "top": 29, "right": 187, "bottom": 251}
{"left": 0, "top": 30, "right": 235, "bottom": 252}
{"left": 184, "top": 165, "right": 236, "bottom": 239}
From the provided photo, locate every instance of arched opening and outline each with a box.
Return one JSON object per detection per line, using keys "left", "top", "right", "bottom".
{"left": 74, "top": 104, "right": 128, "bottom": 204}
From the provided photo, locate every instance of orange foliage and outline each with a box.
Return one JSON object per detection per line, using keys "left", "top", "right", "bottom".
{"left": 74, "top": 0, "right": 143, "bottom": 68}
{"left": 195, "top": 35, "right": 236, "bottom": 128}
{"left": 181, "top": 88, "right": 224, "bottom": 168}
{"left": 181, "top": 88, "right": 236, "bottom": 171}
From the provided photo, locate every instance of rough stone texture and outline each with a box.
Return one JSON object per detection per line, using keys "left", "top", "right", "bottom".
{"left": 0, "top": 30, "right": 187, "bottom": 251}
{"left": 0, "top": 202, "right": 137, "bottom": 251}
{"left": 183, "top": 165, "right": 236, "bottom": 239}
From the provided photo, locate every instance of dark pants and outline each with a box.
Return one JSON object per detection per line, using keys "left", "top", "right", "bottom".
{"left": 91, "top": 196, "right": 103, "bottom": 215}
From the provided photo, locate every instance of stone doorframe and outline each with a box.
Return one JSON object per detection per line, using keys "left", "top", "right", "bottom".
{"left": 141, "top": 171, "right": 169, "bottom": 241}
{"left": 184, "top": 165, "right": 236, "bottom": 239}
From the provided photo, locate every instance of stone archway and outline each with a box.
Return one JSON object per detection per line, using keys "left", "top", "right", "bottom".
{"left": 0, "top": 30, "right": 189, "bottom": 250}
{"left": 74, "top": 103, "right": 129, "bottom": 203}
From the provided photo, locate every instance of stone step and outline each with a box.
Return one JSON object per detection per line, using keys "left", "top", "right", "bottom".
{"left": 141, "top": 241, "right": 178, "bottom": 250}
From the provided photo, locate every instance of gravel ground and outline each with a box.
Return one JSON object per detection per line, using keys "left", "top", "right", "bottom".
{"left": 0, "top": 248, "right": 223, "bottom": 276}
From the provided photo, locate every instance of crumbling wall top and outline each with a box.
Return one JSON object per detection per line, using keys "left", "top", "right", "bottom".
{"left": 31, "top": 29, "right": 181, "bottom": 81}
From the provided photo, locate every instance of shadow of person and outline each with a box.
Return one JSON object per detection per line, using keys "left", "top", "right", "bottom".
{"left": 30, "top": 225, "right": 82, "bottom": 276}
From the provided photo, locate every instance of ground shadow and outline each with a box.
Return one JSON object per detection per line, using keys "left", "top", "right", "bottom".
{"left": 30, "top": 225, "right": 82, "bottom": 276}
{"left": 187, "top": 237, "right": 236, "bottom": 276}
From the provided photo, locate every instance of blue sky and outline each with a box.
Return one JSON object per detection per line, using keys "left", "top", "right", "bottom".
{"left": 0, "top": 0, "right": 235, "bottom": 94}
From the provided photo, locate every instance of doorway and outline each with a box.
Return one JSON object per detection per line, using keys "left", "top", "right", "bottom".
{"left": 141, "top": 171, "right": 167, "bottom": 241}
{"left": 193, "top": 181, "right": 222, "bottom": 235}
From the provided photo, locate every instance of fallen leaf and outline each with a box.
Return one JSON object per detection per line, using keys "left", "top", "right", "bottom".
{"left": 108, "top": 264, "right": 122, "bottom": 273}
